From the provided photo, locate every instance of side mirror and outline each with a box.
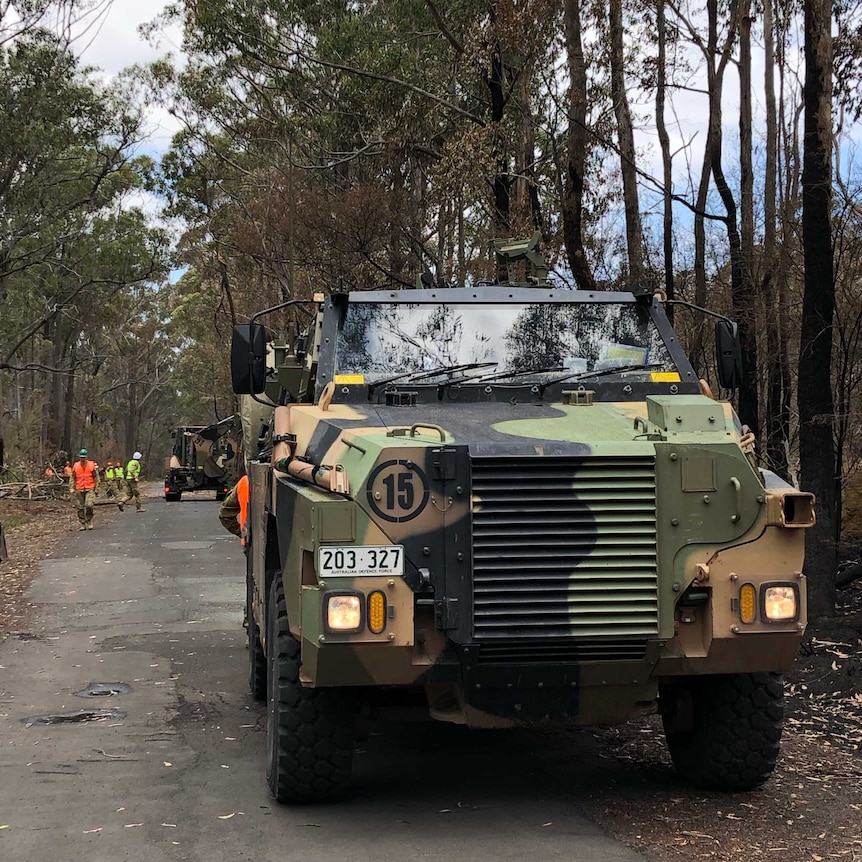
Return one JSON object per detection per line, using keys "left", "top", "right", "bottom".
{"left": 715, "top": 320, "right": 743, "bottom": 390}
{"left": 231, "top": 323, "right": 267, "bottom": 394}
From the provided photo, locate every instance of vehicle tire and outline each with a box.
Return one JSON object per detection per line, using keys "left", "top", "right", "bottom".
{"left": 247, "top": 569, "right": 266, "bottom": 701}
{"left": 660, "top": 672, "right": 784, "bottom": 791}
{"left": 265, "top": 576, "right": 355, "bottom": 804}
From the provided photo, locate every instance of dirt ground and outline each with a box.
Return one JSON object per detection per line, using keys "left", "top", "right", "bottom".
{"left": 0, "top": 497, "right": 78, "bottom": 631}
{"left": 1, "top": 498, "right": 860, "bottom": 861}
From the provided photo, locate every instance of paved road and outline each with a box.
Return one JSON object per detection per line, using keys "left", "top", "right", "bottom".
{"left": 0, "top": 494, "right": 647, "bottom": 862}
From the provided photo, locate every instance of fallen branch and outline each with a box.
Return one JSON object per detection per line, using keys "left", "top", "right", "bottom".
{"left": 837, "top": 561, "right": 862, "bottom": 589}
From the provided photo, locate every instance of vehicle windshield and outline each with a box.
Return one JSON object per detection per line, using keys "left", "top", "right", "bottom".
{"left": 335, "top": 301, "right": 678, "bottom": 385}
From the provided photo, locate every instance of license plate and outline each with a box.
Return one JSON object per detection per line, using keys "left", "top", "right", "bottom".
{"left": 318, "top": 545, "right": 404, "bottom": 577}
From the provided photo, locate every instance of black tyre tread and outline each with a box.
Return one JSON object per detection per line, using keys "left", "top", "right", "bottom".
{"left": 661, "top": 672, "right": 784, "bottom": 791}
{"left": 247, "top": 571, "right": 266, "bottom": 701}
{"left": 266, "top": 577, "right": 354, "bottom": 803}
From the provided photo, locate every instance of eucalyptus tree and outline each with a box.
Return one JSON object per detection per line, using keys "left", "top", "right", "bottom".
{"left": 155, "top": 0, "right": 577, "bottom": 305}
{"left": 0, "top": 27, "right": 172, "bottom": 463}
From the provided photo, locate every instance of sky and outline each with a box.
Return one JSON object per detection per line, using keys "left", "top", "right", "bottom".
{"left": 72, "top": 0, "right": 184, "bottom": 154}
{"left": 66, "top": 1, "right": 185, "bottom": 235}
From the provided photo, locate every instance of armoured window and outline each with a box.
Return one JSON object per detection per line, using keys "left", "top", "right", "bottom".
{"left": 335, "top": 301, "right": 677, "bottom": 384}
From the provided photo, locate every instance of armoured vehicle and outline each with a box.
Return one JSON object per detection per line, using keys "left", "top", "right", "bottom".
{"left": 163, "top": 418, "right": 238, "bottom": 501}
{"left": 231, "top": 237, "right": 813, "bottom": 804}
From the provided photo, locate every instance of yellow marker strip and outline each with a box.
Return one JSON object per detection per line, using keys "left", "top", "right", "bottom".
{"left": 334, "top": 374, "right": 365, "bottom": 385}
{"left": 651, "top": 371, "right": 681, "bottom": 382}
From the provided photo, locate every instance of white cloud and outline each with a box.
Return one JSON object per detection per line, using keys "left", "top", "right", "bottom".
{"left": 73, "top": 0, "right": 181, "bottom": 76}
{"left": 68, "top": 1, "right": 186, "bottom": 154}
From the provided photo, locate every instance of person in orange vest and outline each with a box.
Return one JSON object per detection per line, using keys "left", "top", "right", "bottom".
{"left": 218, "top": 475, "right": 249, "bottom": 546}
{"left": 69, "top": 448, "right": 100, "bottom": 530}
{"left": 63, "top": 460, "right": 73, "bottom": 479}
{"left": 219, "top": 474, "right": 249, "bottom": 630}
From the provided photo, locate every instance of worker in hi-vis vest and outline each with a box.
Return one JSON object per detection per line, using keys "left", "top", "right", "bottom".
{"left": 218, "top": 475, "right": 249, "bottom": 546}
{"left": 119, "top": 451, "right": 145, "bottom": 513}
{"left": 103, "top": 461, "right": 117, "bottom": 499}
{"left": 69, "top": 448, "right": 100, "bottom": 530}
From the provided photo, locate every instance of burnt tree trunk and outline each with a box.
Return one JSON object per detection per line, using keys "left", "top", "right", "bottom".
{"left": 799, "top": 0, "right": 837, "bottom": 618}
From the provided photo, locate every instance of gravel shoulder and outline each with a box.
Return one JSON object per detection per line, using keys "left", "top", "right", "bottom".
{"left": 2, "top": 496, "right": 860, "bottom": 861}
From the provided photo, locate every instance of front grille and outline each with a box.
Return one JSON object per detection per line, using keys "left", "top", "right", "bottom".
{"left": 477, "top": 638, "right": 648, "bottom": 663}
{"left": 471, "top": 455, "right": 658, "bottom": 641}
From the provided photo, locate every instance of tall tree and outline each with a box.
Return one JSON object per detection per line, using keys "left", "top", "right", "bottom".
{"left": 655, "top": 0, "right": 675, "bottom": 305}
{"left": 608, "top": 0, "right": 646, "bottom": 283}
{"left": 799, "top": 0, "right": 837, "bottom": 618}
{"left": 561, "top": 0, "right": 596, "bottom": 289}
{"left": 761, "top": 0, "right": 791, "bottom": 479}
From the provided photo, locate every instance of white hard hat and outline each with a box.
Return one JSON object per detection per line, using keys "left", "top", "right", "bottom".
{"left": 133, "top": 451, "right": 142, "bottom": 459}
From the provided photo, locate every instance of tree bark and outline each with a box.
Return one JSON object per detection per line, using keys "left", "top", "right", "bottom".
{"left": 561, "top": 0, "right": 596, "bottom": 290}
{"left": 61, "top": 341, "right": 78, "bottom": 455}
{"left": 486, "top": 2, "right": 511, "bottom": 248}
{"left": 799, "top": 0, "right": 837, "bottom": 618}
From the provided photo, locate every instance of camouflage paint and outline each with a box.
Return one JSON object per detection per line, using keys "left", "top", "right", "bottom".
{"left": 242, "top": 289, "right": 812, "bottom": 729}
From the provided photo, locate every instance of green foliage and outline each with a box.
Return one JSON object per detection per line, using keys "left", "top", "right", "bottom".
{"left": 0, "top": 14, "right": 179, "bottom": 467}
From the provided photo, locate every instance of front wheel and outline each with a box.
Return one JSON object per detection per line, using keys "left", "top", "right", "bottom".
{"left": 265, "top": 576, "right": 355, "bottom": 803}
{"left": 660, "top": 672, "right": 784, "bottom": 791}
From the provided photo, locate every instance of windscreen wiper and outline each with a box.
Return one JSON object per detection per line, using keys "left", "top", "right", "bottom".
{"left": 538, "top": 362, "right": 666, "bottom": 395}
{"left": 406, "top": 361, "right": 498, "bottom": 382}
{"left": 367, "top": 362, "right": 497, "bottom": 399}
{"left": 476, "top": 365, "right": 568, "bottom": 383}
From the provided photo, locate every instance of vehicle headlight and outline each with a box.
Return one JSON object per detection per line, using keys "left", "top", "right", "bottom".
{"left": 762, "top": 584, "right": 799, "bottom": 622}
{"left": 325, "top": 593, "right": 363, "bottom": 632}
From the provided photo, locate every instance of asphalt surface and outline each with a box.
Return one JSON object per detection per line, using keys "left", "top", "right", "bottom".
{"left": 0, "top": 492, "right": 647, "bottom": 862}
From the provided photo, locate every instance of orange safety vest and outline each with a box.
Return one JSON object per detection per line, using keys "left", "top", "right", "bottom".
{"left": 237, "top": 475, "right": 249, "bottom": 546}
{"left": 72, "top": 460, "right": 97, "bottom": 491}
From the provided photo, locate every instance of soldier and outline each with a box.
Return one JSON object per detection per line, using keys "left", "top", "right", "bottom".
{"left": 69, "top": 448, "right": 100, "bottom": 530}
{"left": 118, "top": 451, "right": 144, "bottom": 512}
{"left": 219, "top": 474, "right": 250, "bottom": 629}
{"left": 218, "top": 475, "right": 249, "bottom": 545}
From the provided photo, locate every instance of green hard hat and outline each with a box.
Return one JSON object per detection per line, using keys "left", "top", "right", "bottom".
{"left": 78, "top": 448, "right": 88, "bottom": 457}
